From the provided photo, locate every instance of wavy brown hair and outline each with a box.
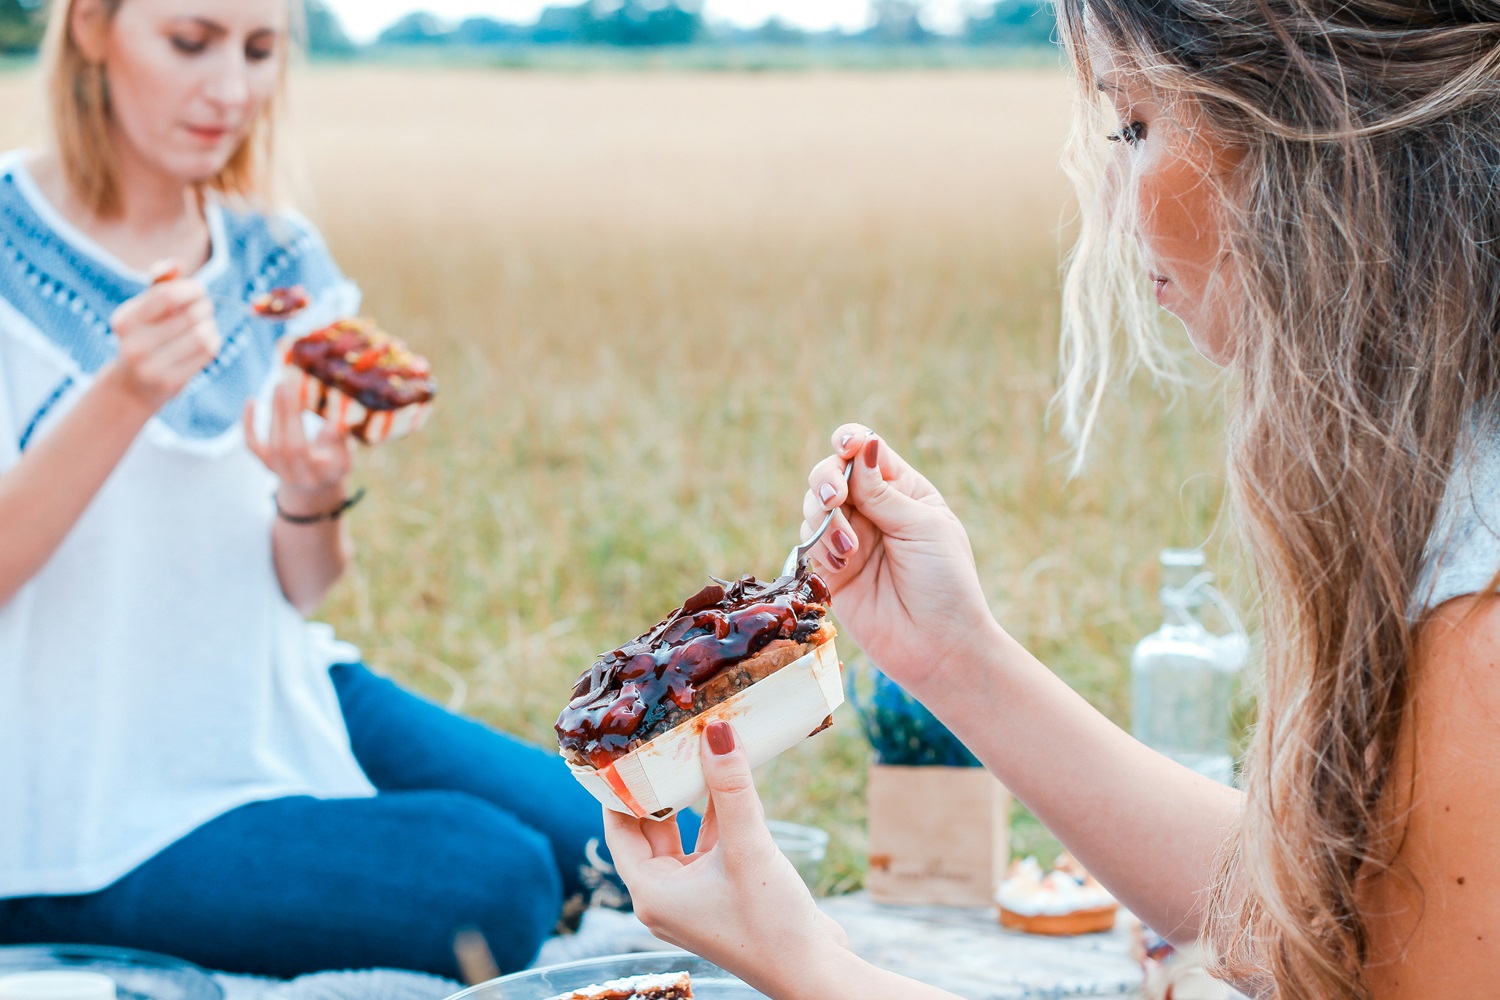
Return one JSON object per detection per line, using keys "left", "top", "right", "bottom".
{"left": 1056, "top": 1, "right": 1500, "bottom": 997}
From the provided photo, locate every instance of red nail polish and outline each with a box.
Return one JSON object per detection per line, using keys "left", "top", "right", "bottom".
{"left": 706, "top": 721, "right": 736, "bottom": 756}
{"left": 832, "top": 529, "right": 854, "bottom": 555}
{"left": 863, "top": 438, "right": 880, "bottom": 469}
{"left": 828, "top": 553, "right": 848, "bottom": 572}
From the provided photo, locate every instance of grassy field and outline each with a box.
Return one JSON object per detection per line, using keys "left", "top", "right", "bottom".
{"left": 0, "top": 68, "right": 1231, "bottom": 890}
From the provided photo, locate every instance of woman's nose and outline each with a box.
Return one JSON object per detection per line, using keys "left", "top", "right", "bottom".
{"left": 202, "top": 54, "right": 251, "bottom": 109}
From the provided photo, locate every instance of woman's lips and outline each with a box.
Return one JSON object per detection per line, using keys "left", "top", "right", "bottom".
{"left": 184, "top": 124, "right": 231, "bottom": 143}
{"left": 1149, "top": 272, "right": 1169, "bottom": 306}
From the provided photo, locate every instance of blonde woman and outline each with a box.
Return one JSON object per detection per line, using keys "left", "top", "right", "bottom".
{"left": 0, "top": 0, "right": 654, "bottom": 978}
{"left": 607, "top": 2, "right": 1500, "bottom": 998}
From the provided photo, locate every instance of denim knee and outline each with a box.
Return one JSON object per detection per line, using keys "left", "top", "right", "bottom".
{"left": 438, "top": 803, "right": 564, "bottom": 975}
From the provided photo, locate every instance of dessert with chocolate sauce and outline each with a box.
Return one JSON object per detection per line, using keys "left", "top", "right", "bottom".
{"left": 544, "top": 972, "right": 693, "bottom": 1000}
{"left": 557, "top": 568, "right": 836, "bottom": 771}
{"left": 283, "top": 318, "right": 436, "bottom": 444}
{"left": 251, "top": 285, "right": 311, "bottom": 319}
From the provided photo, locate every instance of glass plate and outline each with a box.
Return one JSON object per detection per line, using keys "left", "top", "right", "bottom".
{"left": 445, "top": 952, "right": 767, "bottom": 1000}
{"left": 0, "top": 945, "right": 224, "bottom": 1000}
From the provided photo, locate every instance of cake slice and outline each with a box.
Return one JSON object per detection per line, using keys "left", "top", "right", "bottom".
{"left": 557, "top": 566, "right": 843, "bottom": 819}
{"left": 544, "top": 971, "right": 693, "bottom": 1000}
{"left": 252, "top": 285, "right": 311, "bottom": 319}
{"left": 282, "top": 318, "right": 436, "bottom": 444}
{"left": 557, "top": 568, "right": 836, "bottom": 771}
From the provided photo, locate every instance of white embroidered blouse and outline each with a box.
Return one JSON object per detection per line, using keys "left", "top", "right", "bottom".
{"left": 0, "top": 151, "right": 375, "bottom": 899}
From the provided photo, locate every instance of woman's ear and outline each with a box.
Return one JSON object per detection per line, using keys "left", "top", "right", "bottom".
{"left": 69, "top": 0, "right": 113, "bottom": 63}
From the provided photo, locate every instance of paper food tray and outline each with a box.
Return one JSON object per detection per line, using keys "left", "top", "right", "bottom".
{"left": 280, "top": 365, "right": 431, "bottom": 444}
{"left": 566, "top": 638, "right": 843, "bottom": 821}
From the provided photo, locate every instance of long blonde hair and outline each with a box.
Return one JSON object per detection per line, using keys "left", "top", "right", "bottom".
{"left": 1056, "top": 2, "right": 1500, "bottom": 997}
{"left": 40, "top": 0, "right": 291, "bottom": 217}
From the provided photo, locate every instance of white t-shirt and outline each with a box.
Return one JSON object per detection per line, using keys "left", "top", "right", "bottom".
{"left": 0, "top": 152, "right": 375, "bottom": 899}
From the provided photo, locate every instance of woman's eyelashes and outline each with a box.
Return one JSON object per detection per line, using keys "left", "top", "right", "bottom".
{"left": 1107, "top": 121, "right": 1147, "bottom": 146}
{"left": 168, "top": 33, "right": 276, "bottom": 61}
{"left": 170, "top": 34, "right": 209, "bottom": 55}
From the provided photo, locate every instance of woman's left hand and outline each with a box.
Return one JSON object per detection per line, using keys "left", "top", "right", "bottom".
{"left": 604, "top": 721, "right": 851, "bottom": 997}
{"left": 243, "top": 383, "right": 353, "bottom": 515}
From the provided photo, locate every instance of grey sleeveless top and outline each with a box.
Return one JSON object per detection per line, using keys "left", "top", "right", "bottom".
{"left": 1416, "top": 419, "right": 1500, "bottom": 614}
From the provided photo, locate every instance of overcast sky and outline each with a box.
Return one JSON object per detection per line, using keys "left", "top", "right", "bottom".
{"left": 323, "top": 1, "right": 971, "bottom": 42}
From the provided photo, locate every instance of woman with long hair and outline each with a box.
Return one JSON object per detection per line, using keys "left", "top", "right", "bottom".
{"left": 0, "top": 0, "right": 663, "bottom": 979}
{"left": 606, "top": 2, "right": 1500, "bottom": 997}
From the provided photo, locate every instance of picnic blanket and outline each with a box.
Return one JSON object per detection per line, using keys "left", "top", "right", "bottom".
{"left": 215, "top": 908, "right": 672, "bottom": 1000}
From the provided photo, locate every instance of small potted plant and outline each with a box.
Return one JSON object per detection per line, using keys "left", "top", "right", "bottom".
{"left": 850, "top": 659, "right": 1012, "bottom": 907}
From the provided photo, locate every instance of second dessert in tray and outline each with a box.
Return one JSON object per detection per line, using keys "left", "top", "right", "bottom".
{"left": 557, "top": 567, "right": 841, "bottom": 820}
{"left": 544, "top": 972, "right": 693, "bottom": 1000}
{"left": 283, "top": 318, "right": 436, "bottom": 444}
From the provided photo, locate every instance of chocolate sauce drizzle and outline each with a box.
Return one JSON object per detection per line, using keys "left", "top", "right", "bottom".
{"left": 556, "top": 568, "right": 831, "bottom": 768}
{"left": 289, "top": 320, "right": 436, "bottom": 411}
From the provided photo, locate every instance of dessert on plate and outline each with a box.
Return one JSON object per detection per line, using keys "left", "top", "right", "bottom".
{"left": 997, "top": 854, "right": 1118, "bottom": 935}
{"left": 282, "top": 318, "right": 436, "bottom": 444}
{"left": 544, "top": 971, "right": 693, "bottom": 1000}
{"left": 251, "top": 285, "right": 311, "bottom": 319}
{"left": 557, "top": 567, "right": 841, "bottom": 820}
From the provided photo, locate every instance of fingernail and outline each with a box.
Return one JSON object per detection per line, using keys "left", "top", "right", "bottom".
{"left": 828, "top": 553, "right": 848, "bottom": 572}
{"left": 832, "top": 529, "right": 854, "bottom": 555}
{"left": 706, "top": 721, "right": 736, "bottom": 756}
{"left": 839, "top": 433, "right": 854, "bottom": 450}
{"left": 863, "top": 437, "right": 880, "bottom": 469}
{"left": 818, "top": 483, "right": 838, "bottom": 506}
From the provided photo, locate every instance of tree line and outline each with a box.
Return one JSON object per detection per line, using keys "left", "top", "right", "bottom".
{"left": 0, "top": 1, "right": 1056, "bottom": 57}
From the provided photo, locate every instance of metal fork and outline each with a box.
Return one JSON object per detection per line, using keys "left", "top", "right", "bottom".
{"left": 781, "top": 461, "right": 854, "bottom": 578}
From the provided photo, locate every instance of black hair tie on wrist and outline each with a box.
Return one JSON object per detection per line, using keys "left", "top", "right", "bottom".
{"left": 275, "top": 487, "right": 367, "bottom": 525}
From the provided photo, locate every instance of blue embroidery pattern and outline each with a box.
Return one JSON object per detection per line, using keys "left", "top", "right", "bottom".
{"left": 18, "top": 375, "right": 73, "bottom": 452}
{"left": 0, "top": 165, "right": 349, "bottom": 443}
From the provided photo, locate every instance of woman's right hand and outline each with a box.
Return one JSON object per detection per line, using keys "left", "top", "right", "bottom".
{"left": 99, "top": 266, "right": 222, "bottom": 412}
{"left": 801, "top": 424, "right": 1000, "bottom": 693}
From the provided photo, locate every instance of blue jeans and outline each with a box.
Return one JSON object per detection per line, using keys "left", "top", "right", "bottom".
{"left": 0, "top": 664, "right": 698, "bottom": 980}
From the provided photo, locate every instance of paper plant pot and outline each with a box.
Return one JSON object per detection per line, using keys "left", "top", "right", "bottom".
{"left": 279, "top": 364, "right": 432, "bottom": 444}
{"left": 867, "top": 764, "right": 1012, "bottom": 906}
{"left": 565, "top": 638, "right": 843, "bottom": 821}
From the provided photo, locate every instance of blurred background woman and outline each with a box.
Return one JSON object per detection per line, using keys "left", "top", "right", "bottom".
{"left": 608, "top": 2, "right": 1500, "bottom": 998}
{"left": 0, "top": 0, "right": 649, "bottom": 979}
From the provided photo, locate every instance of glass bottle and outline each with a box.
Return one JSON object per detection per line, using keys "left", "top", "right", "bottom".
{"left": 1130, "top": 549, "right": 1245, "bottom": 786}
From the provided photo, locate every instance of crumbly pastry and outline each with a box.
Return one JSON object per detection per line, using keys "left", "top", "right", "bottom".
{"left": 544, "top": 971, "right": 694, "bottom": 999}
{"left": 252, "top": 285, "right": 311, "bottom": 319}
{"left": 556, "top": 568, "right": 835, "bottom": 771}
{"left": 997, "top": 854, "right": 1119, "bottom": 936}
{"left": 282, "top": 318, "right": 436, "bottom": 444}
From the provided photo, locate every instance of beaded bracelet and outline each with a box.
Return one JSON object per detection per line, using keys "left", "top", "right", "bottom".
{"left": 274, "top": 487, "right": 367, "bottom": 525}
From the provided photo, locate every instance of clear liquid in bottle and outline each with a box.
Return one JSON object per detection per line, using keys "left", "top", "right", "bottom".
{"left": 1130, "top": 549, "right": 1242, "bottom": 786}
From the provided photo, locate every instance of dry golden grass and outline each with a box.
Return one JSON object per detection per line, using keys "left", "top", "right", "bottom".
{"left": 0, "top": 67, "right": 1229, "bottom": 887}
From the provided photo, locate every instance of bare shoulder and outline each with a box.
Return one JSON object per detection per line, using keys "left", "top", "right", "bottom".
{"left": 1363, "top": 593, "right": 1500, "bottom": 997}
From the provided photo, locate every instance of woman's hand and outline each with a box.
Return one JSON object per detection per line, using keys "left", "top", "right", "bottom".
{"left": 604, "top": 722, "right": 852, "bottom": 999}
{"left": 243, "top": 382, "right": 353, "bottom": 517}
{"left": 101, "top": 269, "right": 222, "bottom": 412}
{"left": 801, "top": 424, "right": 1000, "bottom": 693}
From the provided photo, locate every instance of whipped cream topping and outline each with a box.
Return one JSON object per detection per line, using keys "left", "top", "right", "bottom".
{"left": 545, "top": 971, "right": 691, "bottom": 999}
{"left": 996, "top": 855, "right": 1117, "bottom": 916}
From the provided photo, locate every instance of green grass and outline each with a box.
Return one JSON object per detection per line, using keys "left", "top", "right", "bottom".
{"left": 0, "top": 67, "right": 1237, "bottom": 893}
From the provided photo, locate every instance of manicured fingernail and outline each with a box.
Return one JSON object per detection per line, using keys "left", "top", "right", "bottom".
{"left": 706, "top": 721, "right": 736, "bottom": 756}
{"left": 832, "top": 529, "right": 854, "bottom": 555}
{"left": 839, "top": 433, "right": 854, "bottom": 450}
{"left": 863, "top": 437, "right": 880, "bottom": 469}
{"left": 827, "top": 553, "right": 848, "bottom": 572}
{"left": 818, "top": 483, "right": 838, "bottom": 506}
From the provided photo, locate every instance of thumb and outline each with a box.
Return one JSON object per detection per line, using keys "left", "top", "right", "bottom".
{"left": 699, "top": 721, "right": 769, "bottom": 858}
{"left": 847, "top": 436, "right": 928, "bottom": 534}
